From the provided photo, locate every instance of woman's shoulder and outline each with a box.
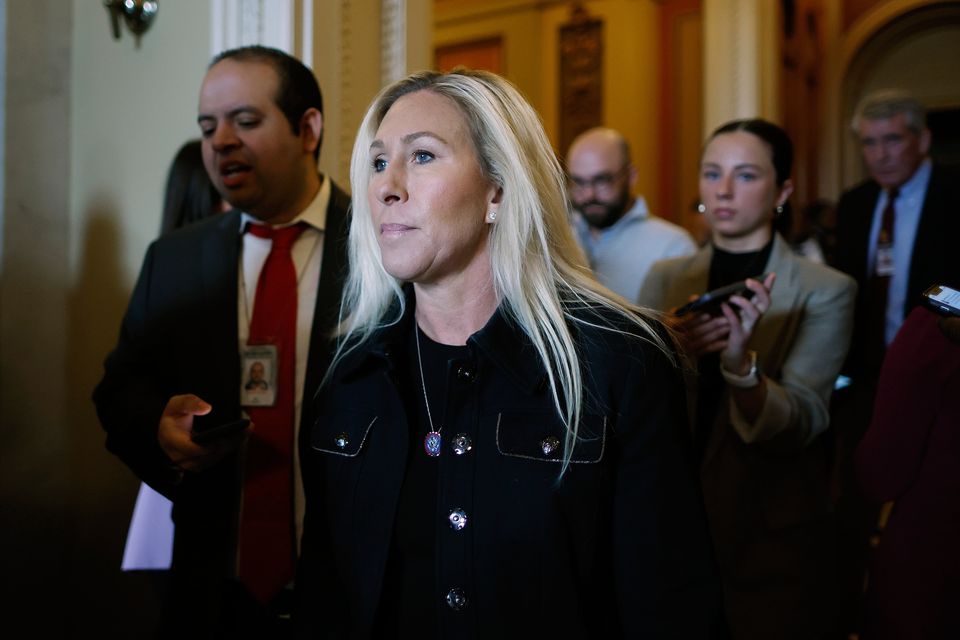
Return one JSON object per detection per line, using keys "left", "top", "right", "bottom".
{"left": 647, "top": 249, "right": 702, "bottom": 278}
{"left": 568, "top": 302, "right": 677, "bottom": 368}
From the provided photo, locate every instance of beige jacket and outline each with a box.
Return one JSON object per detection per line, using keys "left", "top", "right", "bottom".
{"left": 638, "top": 233, "right": 857, "bottom": 453}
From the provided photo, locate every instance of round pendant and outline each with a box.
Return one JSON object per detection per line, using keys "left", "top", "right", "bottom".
{"left": 424, "top": 431, "right": 442, "bottom": 457}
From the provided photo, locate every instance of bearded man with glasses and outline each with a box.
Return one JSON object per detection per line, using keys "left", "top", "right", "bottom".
{"left": 567, "top": 127, "right": 696, "bottom": 303}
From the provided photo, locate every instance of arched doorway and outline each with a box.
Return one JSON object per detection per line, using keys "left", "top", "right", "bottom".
{"left": 838, "top": 1, "right": 960, "bottom": 189}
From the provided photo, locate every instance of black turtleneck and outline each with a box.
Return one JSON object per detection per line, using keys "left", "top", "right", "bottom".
{"left": 694, "top": 239, "right": 773, "bottom": 457}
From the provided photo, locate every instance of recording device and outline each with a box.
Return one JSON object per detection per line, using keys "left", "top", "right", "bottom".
{"left": 922, "top": 284, "right": 960, "bottom": 317}
{"left": 674, "top": 275, "right": 768, "bottom": 317}
{"left": 191, "top": 418, "right": 251, "bottom": 444}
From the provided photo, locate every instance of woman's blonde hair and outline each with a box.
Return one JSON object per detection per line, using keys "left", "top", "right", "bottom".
{"left": 336, "top": 69, "right": 668, "bottom": 474}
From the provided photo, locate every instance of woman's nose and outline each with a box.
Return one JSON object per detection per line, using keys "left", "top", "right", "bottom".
{"left": 373, "top": 162, "right": 407, "bottom": 205}
{"left": 716, "top": 173, "right": 733, "bottom": 198}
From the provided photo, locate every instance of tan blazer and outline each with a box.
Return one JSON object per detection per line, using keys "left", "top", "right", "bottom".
{"left": 638, "top": 234, "right": 857, "bottom": 636}
{"left": 639, "top": 233, "right": 857, "bottom": 454}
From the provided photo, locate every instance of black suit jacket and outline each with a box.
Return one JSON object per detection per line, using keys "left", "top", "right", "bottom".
{"left": 835, "top": 163, "right": 960, "bottom": 376}
{"left": 93, "top": 182, "right": 350, "bottom": 629}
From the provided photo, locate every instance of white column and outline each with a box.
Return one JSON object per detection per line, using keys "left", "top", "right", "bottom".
{"left": 702, "top": 0, "right": 779, "bottom": 134}
{"left": 210, "top": 0, "right": 296, "bottom": 58}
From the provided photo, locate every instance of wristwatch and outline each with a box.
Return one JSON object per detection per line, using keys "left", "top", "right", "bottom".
{"left": 721, "top": 350, "right": 760, "bottom": 388}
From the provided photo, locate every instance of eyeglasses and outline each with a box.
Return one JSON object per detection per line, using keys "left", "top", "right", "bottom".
{"left": 567, "top": 164, "right": 630, "bottom": 193}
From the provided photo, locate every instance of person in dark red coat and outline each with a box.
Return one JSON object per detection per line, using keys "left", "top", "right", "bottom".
{"left": 856, "top": 304, "right": 960, "bottom": 639}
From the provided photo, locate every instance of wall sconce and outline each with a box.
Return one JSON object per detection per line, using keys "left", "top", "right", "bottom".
{"left": 105, "top": 0, "right": 159, "bottom": 45}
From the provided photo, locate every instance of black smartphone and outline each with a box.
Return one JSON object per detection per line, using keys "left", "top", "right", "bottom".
{"left": 674, "top": 275, "right": 767, "bottom": 317}
{"left": 191, "top": 418, "right": 251, "bottom": 444}
{"left": 922, "top": 284, "right": 960, "bottom": 317}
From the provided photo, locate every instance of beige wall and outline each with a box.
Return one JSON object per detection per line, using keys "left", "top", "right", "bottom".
{"left": 2, "top": 11, "right": 74, "bottom": 628}
{"left": 2, "top": 0, "right": 212, "bottom": 632}
{"left": 435, "top": 0, "right": 663, "bottom": 211}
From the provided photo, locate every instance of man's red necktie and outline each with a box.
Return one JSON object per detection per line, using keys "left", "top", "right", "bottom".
{"left": 239, "top": 222, "right": 305, "bottom": 604}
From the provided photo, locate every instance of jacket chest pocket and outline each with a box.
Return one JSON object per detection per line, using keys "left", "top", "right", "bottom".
{"left": 495, "top": 411, "right": 607, "bottom": 464}
{"left": 310, "top": 408, "right": 378, "bottom": 457}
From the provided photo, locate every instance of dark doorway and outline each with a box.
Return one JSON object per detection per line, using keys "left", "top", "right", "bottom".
{"left": 929, "top": 107, "right": 960, "bottom": 173}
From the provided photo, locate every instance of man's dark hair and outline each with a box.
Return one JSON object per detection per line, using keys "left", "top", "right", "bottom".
{"left": 210, "top": 45, "right": 324, "bottom": 159}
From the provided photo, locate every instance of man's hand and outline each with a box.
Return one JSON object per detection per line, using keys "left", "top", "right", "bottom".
{"left": 157, "top": 394, "right": 249, "bottom": 473}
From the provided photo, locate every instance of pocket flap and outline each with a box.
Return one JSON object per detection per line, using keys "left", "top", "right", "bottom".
{"left": 311, "top": 409, "right": 378, "bottom": 457}
{"left": 495, "top": 411, "right": 606, "bottom": 464}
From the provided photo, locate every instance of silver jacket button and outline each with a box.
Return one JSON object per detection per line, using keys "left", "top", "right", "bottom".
{"left": 451, "top": 434, "right": 473, "bottom": 456}
{"left": 448, "top": 508, "right": 468, "bottom": 531}
{"left": 540, "top": 436, "right": 560, "bottom": 456}
{"left": 445, "top": 588, "right": 468, "bottom": 611}
{"left": 334, "top": 433, "right": 349, "bottom": 449}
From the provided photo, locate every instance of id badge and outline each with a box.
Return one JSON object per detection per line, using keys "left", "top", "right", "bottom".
{"left": 241, "top": 344, "right": 278, "bottom": 407}
{"left": 875, "top": 245, "right": 895, "bottom": 278}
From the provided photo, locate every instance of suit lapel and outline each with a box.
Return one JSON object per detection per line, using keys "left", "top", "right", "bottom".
{"left": 850, "top": 183, "right": 880, "bottom": 285}
{"left": 751, "top": 235, "right": 801, "bottom": 374}
{"left": 200, "top": 212, "right": 243, "bottom": 406}
{"left": 671, "top": 247, "right": 712, "bottom": 309}
{"left": 305, "top": 182, "right": 351, "bottom": 401}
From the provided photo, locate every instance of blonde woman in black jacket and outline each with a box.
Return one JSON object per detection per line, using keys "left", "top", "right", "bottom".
{"left": 295, "top": 69, "right": 723, "bottom": 638}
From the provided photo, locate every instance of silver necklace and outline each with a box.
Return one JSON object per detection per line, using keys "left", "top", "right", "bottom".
{"left": 415, "top": 325, "right": 443, "bottom": 457}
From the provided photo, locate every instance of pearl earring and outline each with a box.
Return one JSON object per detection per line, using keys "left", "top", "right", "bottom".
{"left": 775, "top": 205, "right": 784, "bottom": 215}
{"left": 697, "top": 203, "right": 706, "bottom": 214}
{"left": 488, "top": 210, "right": 497, "bottom": 222}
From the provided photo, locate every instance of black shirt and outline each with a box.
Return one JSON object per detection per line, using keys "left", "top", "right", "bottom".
{"left": 374, "top": 324, "right": 469, "bottom": 637}
{"left": 694, "top": 240, "right": 773, "bottom": 457}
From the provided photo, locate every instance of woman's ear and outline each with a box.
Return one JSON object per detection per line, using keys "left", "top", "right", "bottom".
{"left": 486, "top": 187, "right": 503, "bottom": 224}
{"left": 775, "top": 178, "right": 794, "bottom": 209}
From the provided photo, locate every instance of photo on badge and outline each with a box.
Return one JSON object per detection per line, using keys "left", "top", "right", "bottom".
{"left": 241, "top": 344, "right": 278, "bottom": 406}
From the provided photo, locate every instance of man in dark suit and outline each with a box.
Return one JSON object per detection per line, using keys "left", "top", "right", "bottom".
{"left": 836, "top": 89, "right": 960, "bottom": 375}
{"left": 93, "top": 46, "right": 349, "bottom": 637}
{"left": 833, "top": 88, "right": 960, "bottom": 636}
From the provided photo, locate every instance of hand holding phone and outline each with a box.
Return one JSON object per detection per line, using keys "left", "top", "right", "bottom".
{"left": 674, "top": 274, "right": 768, "bottom": 317}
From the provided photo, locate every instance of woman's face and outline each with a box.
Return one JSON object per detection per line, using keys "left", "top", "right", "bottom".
{"left": 367, "top": 89, "right": 499, "bottom": 288}
{"left": 699, "top": 131, "right": 792, "bottom": 251}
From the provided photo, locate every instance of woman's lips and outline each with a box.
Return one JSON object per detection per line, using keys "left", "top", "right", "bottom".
{"left": 380, "top": 223, "right": 415, "bottom": 236}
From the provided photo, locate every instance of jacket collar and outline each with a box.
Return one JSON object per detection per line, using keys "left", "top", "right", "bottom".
{"left": 338, "top": 285, "right": 547, "bottom": 395}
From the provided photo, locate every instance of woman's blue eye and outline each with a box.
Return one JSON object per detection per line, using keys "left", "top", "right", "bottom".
{"left": 702, "top": 170, "right": 719, "bottom": 180}
{"left": 413, "top": 150, "right": 434, "bottom": 164}
{"left": 737, "top": 173, "right": 757, "bottom": 182}
{"left": 373, "top": 158, "right": 387, "bottom": 172}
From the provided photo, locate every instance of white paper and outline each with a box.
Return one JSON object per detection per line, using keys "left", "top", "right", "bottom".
{"left": 121, "top": 482, "right": 174, "bottom": 571}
